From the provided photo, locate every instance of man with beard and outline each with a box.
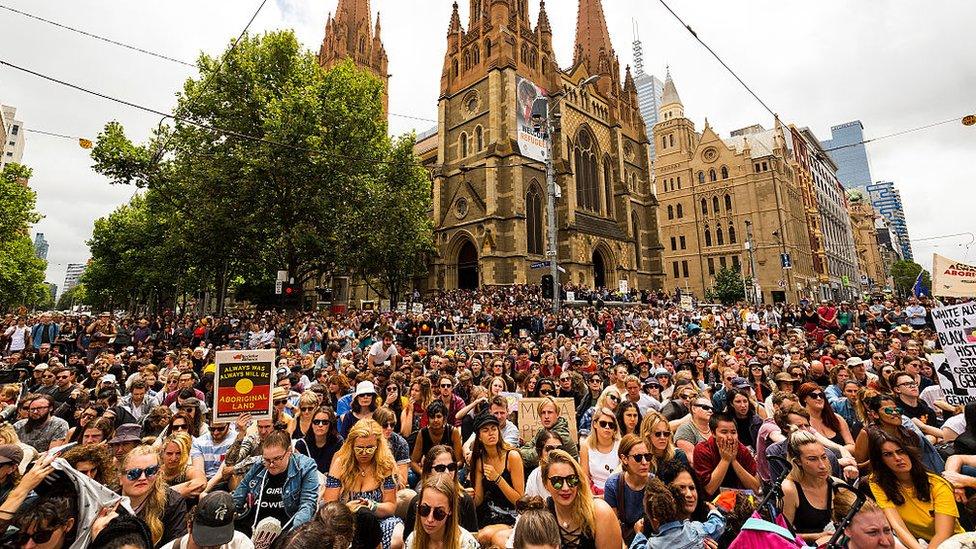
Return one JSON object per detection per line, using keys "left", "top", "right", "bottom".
{"left": 14, "top": 395, "right": 69, "bottom": 452}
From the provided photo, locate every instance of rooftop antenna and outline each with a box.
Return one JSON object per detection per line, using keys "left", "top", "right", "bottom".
{"left": 632, "top": 19, "right": 645, "bottom": 76}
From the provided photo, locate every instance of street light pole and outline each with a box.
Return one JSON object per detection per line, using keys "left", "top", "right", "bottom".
{"left": 744, "top": 219, "right": 760, "bottom": 306}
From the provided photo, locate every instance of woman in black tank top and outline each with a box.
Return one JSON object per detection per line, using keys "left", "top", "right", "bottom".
{"left": 781, "top": 431, "right": 841, "bottom": 543}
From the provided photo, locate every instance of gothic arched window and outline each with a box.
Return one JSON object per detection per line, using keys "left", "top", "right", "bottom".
{"left": 676, "top": 203, "right": 683, "bottom": 218}
{"left": 632, "top": 213, "right": 642, "bottom": 269}
{"left": 729, "top": 225, "right": 737, "bottom": 244}
{"left": 698, "top": 171, "right": 705, "bottom": 184}
{"left": 667, "top": 205, "right": 674, "bottom": 220}
{"left": 709, "top": 169, "right": 717, "bottom": 182}
{"left": 704, "top": 229, "right": 712, "bottom": 247}
{"left": 452, "top": 59, "right": 458, "bottom": 77}
{"left": 604, "top": 157, "right": 613, "bottom": 214}
{"left": 725, "top": 194, "right": 733, "bottom": 211}
{"left": 716, "top": 226, "right": 724, "bottom": 245}
{"left": 701, "top": 198, "right": 708, "bottom": 215}
{"left": 475, "top": 126, "right": 484, "bottom": 151}
{"left": 574, "top": 128, "right": 599, "bottom": 212}
{"left": 713, "top": 196, "right": 720, "bottom": 214}
{"left": 484, "top": 39, "right": 492, "bottom": 58}
{"left": 526, "top": 184, "right": 544, "bottom": 255}
{"left": 472, "top": 45, "right": 480, "bottom": 65}
{"left": 459, "top": 132, "right": 468, "bottom": 158}
{"left": 721, "top": 166, "right": 729, "bottom": 179}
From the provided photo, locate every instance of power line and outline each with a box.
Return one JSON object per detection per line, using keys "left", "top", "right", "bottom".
{"left": 654, "top": 0, "right": 777, "bottom": 118}
{"left": 25, "top": 128, "right": 85, "bottom": 141}
{"left": 0, "top": 3, "right": 195, "bottom": 67}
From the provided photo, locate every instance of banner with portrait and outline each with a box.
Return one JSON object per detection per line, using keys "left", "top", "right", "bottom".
{"left": 516, "top": 76, "right": 547, "bottom": 162}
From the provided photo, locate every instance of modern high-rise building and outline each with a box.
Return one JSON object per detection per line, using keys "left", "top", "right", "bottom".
{"left": 33, "top": 232, "right": 49, "bottom": 260}
{"left": 63, "top": 263, "right": 86, "bottom": 295}
{"left": 821, "top": 121, "right": 873, "bottom": 189}
{"left": 865, "top": 181, "right": 913, "bottom": 261}
{"left": 0, "top": 105, "right": 25, "bottom": 169}
{"left": 631, "top": 26, "right": 663, "bottom": 165}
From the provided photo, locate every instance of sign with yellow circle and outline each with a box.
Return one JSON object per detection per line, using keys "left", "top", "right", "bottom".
{"left": 213, "top": 349, "right": 275, "bottom": 423}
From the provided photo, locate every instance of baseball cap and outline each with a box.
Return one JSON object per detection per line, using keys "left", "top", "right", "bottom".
{"left": 0, "top": 444, "right": 23, "bottom": 466}
{"left": 192, "top": 491, "right": 237, "bottom": 546}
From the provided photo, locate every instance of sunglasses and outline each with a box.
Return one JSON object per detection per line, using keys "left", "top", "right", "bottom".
{"left": 382, "top": 422, "right": 395, "bottom": 429}
{"left": 693, "top": 403, "right": 713, "bottom": 411}
{"left": 548, "top": 474, "right": 581, "bottom": 490}
{"left": 354, "top": 445, "right": 377, "bottom": 455}
{"left": 273, "top": 399, "right": 287, "bottom": 406}
{"left": 440, "top": 383, "right": 453, "bottom": 388}
{"left": 628, "top": 453, "right": 653, "bottom": 463}
{"left": 124, "top": 464, "right": 160, "bottom": 481}
{"left": 431, "top": 463, "right": 458, "bottom": 473}
{"left": 539, "top": 389, "right": 553, "bottom": 396}
{"left": 11, "top": 529, "right": 61, "bottom": 545}
{"left": 418, "top": 503, "right": 448, "bottom": 521}
{"left": 300, "top": 407, "right": 316, "bottom": 412}
{"left": 882, "top": 406, "right": 903, "bottom": 415}
{"left": 652, "top": 430, "right": 671, "bottom": 438}
{"left": 607, "top": 394, "right": 619, "bottom": 402}
{"left": 807, "top": 392, "right": 825, "bottom": 400}
{"left": 597, "top": 420, "right": 617, "bottom": 430}
{"left": 171, "top": 424, "right": 188, "bottom": 431}
{"left": 312, "top": 419, "right": 331, "bottom": 426}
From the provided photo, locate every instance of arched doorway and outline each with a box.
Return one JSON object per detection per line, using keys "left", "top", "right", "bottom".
{"left": 457, "top": 240, "right": 479, "bottom": 290}
{"left": 592, "top": 249, "right": 607, "bottom": 289}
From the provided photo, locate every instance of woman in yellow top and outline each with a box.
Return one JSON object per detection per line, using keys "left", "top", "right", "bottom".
{"left": 866, "top": 428, "right": 962, "bottom": 549}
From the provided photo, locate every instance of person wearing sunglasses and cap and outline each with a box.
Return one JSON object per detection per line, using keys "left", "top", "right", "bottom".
{"left": 160, "top": 491, "right": 252, "bottom": 549}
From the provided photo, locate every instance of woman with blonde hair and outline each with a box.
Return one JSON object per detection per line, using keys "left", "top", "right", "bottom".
{"left": 578, "top": 387, "right": 621, "bottom": 438}
{"left": 323, "top": 418, "right": 404, "bottom": 549}
{"left": 542, "top": 449, "right": 622, "bottom": 548}
{"left": 0, "top": 422, "right": 34, "bottom": 473}
{"left": 118, "top": 444, "right": 187, "bottom": 547}
{"left": 159, "top": 431, "right": 206, "bottom": 499}
{"left": 579, "top": 406, "right": 619, "bottom": 494}
{"left": 781, "top": 429, "right": 844, "bottom": 542}
{"left": 405, "top": 475, "right": 479, "bottom": 549}
{"left": 640, "top": 410, "right": 688, "bottom": 473}
{"left": 288, "top": 390, "right": 321, "bottom": 440}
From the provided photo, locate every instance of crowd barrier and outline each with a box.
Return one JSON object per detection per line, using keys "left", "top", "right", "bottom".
{"left": 416, "top": 332, "right": 493, "bottom": 350}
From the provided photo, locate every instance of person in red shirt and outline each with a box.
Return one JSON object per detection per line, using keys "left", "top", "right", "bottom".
{"left": 817, "top": 301, "right": 839, "bottom": 333}
{"left": 693, "top": 413, "right": 761, "bottom": 498}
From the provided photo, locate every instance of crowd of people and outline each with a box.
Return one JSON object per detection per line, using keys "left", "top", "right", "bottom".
{"left": 0, "top": 287, "right": 975, "bottom": 549}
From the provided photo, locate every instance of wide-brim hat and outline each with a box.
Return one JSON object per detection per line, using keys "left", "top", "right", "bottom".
{"left": 354, "top": 381, "right": 376, "bottom": 397}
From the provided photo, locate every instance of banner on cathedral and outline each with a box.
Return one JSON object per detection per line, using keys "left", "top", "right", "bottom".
{"left": 516, "top": 76, "right": 548, "bottom": 162}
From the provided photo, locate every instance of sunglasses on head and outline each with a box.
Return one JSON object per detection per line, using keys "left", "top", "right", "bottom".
{"left": 431, "top": 463, "right": 458, "bottom": 473}
{"left": 548, "top": 474, "right": 581, "bottom": 490}
{"left": 124, "top": 464, "right": 160, "bottom": 481}
{"left": 418, "top": 503, "right": 449, "bottom": 521}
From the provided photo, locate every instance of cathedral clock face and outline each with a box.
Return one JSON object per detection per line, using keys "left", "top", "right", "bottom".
{"left": 702, "top": 147, "right": 718, "bottom": 163}
{"left": 455, "top": 197, "right": 469, "bottom": 219}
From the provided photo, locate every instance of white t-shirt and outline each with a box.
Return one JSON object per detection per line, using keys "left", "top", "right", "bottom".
{"left": 586, "top": 440, "right": 620, "bottom": 490}
{"left": 369, "top": 341, "right": 398, "bottom": 364}
{"left": 943, "top": 413, "right": 967, "bottom": 435}
{"left": 4, "top": 325, "right": 29, "bottom": 351}
{"left": 159, "top": 531, "right": 254, "bottom": 549}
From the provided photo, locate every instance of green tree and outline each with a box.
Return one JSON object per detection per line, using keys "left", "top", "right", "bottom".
{"left": 56, "top": 284, "right": 88, "bottom": 310}
{"left": 891, "top": 260, "right": 930, "bottom": 296}
{"left": 90, "top": 31, "right": 403, "bottom": 311}
{"left": 705, "top": 267, "right": 746, "bottom": 305}
{"left": 0, "top": 163, "right": 46, "bottom": 310}
{"left": 354, "top": 133, "right": 434, "bottom": 306}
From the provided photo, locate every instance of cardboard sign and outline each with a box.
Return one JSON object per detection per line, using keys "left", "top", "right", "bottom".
{"left": 680, "top": 295, "right": 693, "bottom": 311}
{"left": 472, "top": 303, "right": 482, "bottom": 313}
{"left": 380, "top": 299, "right": 391, "bottom": 313}
{"left": 213, "top": 349, "right": 275, "bottom": 424}
{"left": 932, "top": 253, "right": 976, "bottom": 298}
{"left": 931, "top": 302, "right": 976, "bottom": 405}
{"left": 517, "top": 397, "right": 577, "bottom": 444}
{"left": 412, "top": 303, "right": 424, "bottom": 314}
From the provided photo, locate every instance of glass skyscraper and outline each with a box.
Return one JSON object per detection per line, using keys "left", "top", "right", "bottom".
{"left": 866, "top": 181, "right": 914, "bottom": 261}
{"left": 821, "top": 121, "right": 873, "bottom": 189}
{"left": 634, "top": 72, "right": 664, "bottom": 162}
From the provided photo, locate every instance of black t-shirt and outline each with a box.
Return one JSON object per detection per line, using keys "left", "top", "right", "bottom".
{"left": 898, "top": 397, "right": 938, "bottom": 427}
{"left": 257, "top": 470, "right": 289, "bottom": 526}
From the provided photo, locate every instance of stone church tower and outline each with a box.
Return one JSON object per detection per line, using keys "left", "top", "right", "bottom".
{"left": 427, "top": 0, "right": 664, "bottom": 291}
{"left": 318, "top": 0, "right": 389, "bottom": 115}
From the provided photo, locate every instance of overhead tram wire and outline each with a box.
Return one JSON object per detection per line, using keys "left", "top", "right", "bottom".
{"left": 820, "top": 116, "right": 967, "bottom": 153}
{"left": 0, "top": 3, "right": 195, "bottom": 67}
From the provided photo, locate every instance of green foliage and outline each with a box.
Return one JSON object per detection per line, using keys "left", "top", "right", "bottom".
{"left": 0, "top": 163, "right": 38, "bottom": 243}
{"left": 56, "top": 284, "right": 87, "bottom": 310}
{"left": 0, "top": 234, "right": 46, "bottom": 310}
{"left": 891, "top": 260, "right": 930, "bottom": 296}
{"left": 705, "top": 267, "right": 746, "bottom": 305}
{"left": 89, "top": 31, "right": 431, "bottom": 311}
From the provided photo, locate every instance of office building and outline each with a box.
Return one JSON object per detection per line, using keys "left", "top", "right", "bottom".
{"left": 821, "top": 120, "right": 873, "bottom": 189}
{"left": 865, "top": 181, "right": 913, "bottom": 261}
{"left": 63, "top": 263, "right": 86, "bottom": 294}
{"left": 0, "top": 105, "right": 24, "bottom": 169}
{"left": 33, "top": 232, "right": 48, "bottom": 261}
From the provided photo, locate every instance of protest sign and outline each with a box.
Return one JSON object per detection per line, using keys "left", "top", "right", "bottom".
{"left": 500, "top": 391, "right": 521, "bottom": 413}
{"left": 380, "top": 299, "right": 391, "bottom": 313}
{"left": 517, "top": 397, "right": 577, "bottom": 443}
{"left": 680, "top": 295, "right": 693, "bottom": 311}
{"left": 412, "top": 303, "right": 424, "bottom": 314}
{"left": 213, "top": 349, "right": 275, "bottom": 423}
{"left": 931, "top": 302, "right": 976, "bottom": 405}
{"left": 932, "top": 254, "right": 976, "bottom": 298}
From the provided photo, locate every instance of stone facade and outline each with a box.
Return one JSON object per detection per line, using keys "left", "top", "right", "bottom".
{"left": 423, "top": 0, "right": 663, "bottom": 291}
{"left": 847, "top": 189, "right": 888, "bottom": 293}
{"left": 654, "top": 76, "right": 818, "bottom": 303}
{"left": 318, "top": 0, "right": 389, "bottom": 115}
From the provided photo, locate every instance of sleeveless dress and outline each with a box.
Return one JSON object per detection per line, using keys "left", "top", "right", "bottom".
{"left": 792, "top": 478, "right": 833, "bottom": 534}
{"left": 325, "top": 473, "right": 402, "bottom": 549}
{"left": 476, "top": 450, "right": 517, "bottom": 526}
{"left": 546, "top": 497, "right": 596, "bottom": 549}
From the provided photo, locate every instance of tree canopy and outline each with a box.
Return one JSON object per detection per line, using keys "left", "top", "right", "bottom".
{"left": 0, "top": 163, "right": 47, "bottom": 311}
{"left": 705, "top": 267, "right": 746, "bottom": 305}
{"left": 89, "top": 31, "right": 431, "bottom": 312}
{"left": 891, "top": 259, "right": 931, "bottom": 296}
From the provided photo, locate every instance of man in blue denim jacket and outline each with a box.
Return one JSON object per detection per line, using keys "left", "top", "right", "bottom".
{"left": 232, "top": 430, "right": 319, "bottom": 535}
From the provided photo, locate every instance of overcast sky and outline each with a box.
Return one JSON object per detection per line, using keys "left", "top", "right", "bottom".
{"left": 3, "top": 0, "right": 973, "bottom": 293}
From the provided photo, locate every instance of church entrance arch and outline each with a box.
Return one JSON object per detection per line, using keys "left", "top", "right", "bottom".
{"left": 593, "top": 248, "right": 607, "bottom": 289}
{"left": 457, "top": 239, "right": 479, "bottom": 290}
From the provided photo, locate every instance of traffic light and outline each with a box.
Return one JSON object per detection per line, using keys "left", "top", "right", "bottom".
{"left": 541, "top": 274, "right": 554, "bottom": 298}
{"left": 281, "top": 283, "right": 301, "bottom": 307}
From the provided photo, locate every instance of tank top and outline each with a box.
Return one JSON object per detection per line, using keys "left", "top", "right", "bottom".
{"left": 291, "top": 419, "right": 308, "bottom": 440}
{"left": 477, "top": 449, "right": 517, "bottom": 525}
{"left": 793, "top": 478, "right": 833, "bottom": 534}
{"left": 586, "top": 440, "right": 619, "bottom": 491}
{"left": 546, "top": 497, "right": 597, "bottom": 549}
{"left": 420, "top": 425, "right": 453, "bottom": 452}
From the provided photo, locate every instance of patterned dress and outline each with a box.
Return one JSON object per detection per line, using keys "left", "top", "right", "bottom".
{"left": 325, "top": 473, "right": 403, "bottom": 549}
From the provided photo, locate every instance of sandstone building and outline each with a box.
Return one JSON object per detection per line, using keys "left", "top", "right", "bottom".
{"left": 319, "top": 0, "right": 389, "bottom": 115}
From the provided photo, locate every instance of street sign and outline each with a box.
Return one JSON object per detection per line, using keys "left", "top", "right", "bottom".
{"left": 274, "top": 280, "right": 283, "bottom": 295}
{"left": 780, "top": 253, "right": 793, "bottom": 269}
{"left": 276, "top": 270, "right": 288, "bottom": 282}
{"left": 842, "top": 275, "right": 850, "bottom": 287}
{"left": 531, "top": 261, "right": 550, "bottom": 269}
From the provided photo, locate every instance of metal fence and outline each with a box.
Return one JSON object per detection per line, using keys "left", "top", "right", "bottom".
{"left": 416, "top": 332, "right": 493, "bottom": 351}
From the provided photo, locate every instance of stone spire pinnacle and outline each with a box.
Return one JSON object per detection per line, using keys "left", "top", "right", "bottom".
{"left": 573, "top": 0, "right": 615, "bottom": 76}
{"left": 537, "top": 0, "right": 552, "bottom": 35}
{"left": 448, "top": 1, "right": 461, "bottom": 34}
{"left": 661, "top": 68, "right": 682, "bottom": 107}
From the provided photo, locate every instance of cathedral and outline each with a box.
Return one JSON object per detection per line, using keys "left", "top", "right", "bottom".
{"left": 320, "top": 0, "right": 664, "bottom": 293}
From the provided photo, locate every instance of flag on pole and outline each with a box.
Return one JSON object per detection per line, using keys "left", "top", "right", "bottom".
{"left": 912, "top": 271, "right": 928, "bottom": 297}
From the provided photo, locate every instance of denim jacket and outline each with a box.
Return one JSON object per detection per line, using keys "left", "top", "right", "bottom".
{"left": 233, "top": 452, "right": 320, "bottom": 531}
{"left": 630, "top": 510, "right": 726, "bottom": 549}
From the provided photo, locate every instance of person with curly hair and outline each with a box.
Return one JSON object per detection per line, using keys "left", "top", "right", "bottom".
{"left": 323, "top": 418, "right": 404, "bottom": 549}
{"left": 62, "top": 442, "right": 118, "bottom": 489}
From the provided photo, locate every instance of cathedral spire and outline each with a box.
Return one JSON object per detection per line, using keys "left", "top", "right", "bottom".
{"left": 573, "top": 0, "right": 615, "bottom": 76}
{"left": 319, "top": 0, "right": 388, "bottom": 116}
{"left": 537, "top": 0, "right": 552, "bottom": 35}
{"left": 661, "top": 68, "right": 682, "bottom": 107}
{"left": 448, "top": 1, "right": 461, "bottom": 34}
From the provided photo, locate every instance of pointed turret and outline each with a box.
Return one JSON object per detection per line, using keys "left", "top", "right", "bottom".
{"left": 319, "top": 0, "right": 388, "bottom": 116}
{"left": 573, "top": 0, "right": 615, "bottom": 78}
{"left": 537, "top": 0, "right": 552, "bottom": 35}
{"left": 623, "top": 64, "right": 636, "bottom": 93}
{"left": 448, "top": 1, "right": 462, "bottom": 34}
{"left": 374, "top": 12, "right": 382, "bottom": 40}
{"left": 659, "top": 68, "right": 684, "bottom": 120}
